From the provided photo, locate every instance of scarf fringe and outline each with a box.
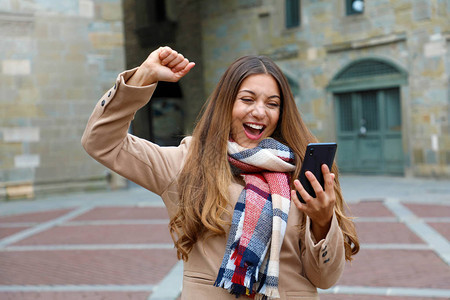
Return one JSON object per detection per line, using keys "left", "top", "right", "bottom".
{"left": 263, "top": 286, "right": 280, "bottom": 299}
{"left": 230, "top": 283, "right": 248, "bottom": 297}
{"left": 214, "top": 268, "right": 226, "bottom": 288}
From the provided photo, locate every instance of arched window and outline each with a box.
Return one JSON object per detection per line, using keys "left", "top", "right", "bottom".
{"left": 327, "top": 58, "right": 407, "bottom": 93}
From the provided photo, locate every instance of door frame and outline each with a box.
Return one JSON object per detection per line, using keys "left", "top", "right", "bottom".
{"left": 326, "top": 57, "right": 410, "bottom": 176}
{"left": 335, "top": 88, "right": 404, "bottom": 175}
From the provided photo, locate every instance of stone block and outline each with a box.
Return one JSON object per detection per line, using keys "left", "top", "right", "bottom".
{"left": 0, "top": 102, "right": 42, "bottom": 118}
{"left": 39, "top": 89, "right": 65, "bottom": 103}
{"left": 413, "top": 148, "right": 424, "bottom": 164}
{"left": 101, "top": 2, "right": 123, "bottom": 21}
{"left": 14, "top": 154, "right": 40, "bottom": 168}
{"left": 79, "top": 0, "right": 95, "bottom": 18}
{"left": 307, "top": 47, "right": 318, "bottom": 61}
{"left": 425, "top": 44, "right": 446, "bottom": 61}
{"left": 2, "top": 59, "right": 31, "bottom": 75}
{"left": 34, "top": 21, "right": 48, "bottom": 39}
{"left": 312, "top": 73, "right": 328, "bottom": 88}
{"left": 66, "top": 87, "right": 84, "bottom": 100}
{"left": 425, "top": 149, "right": 437, "bottom": 164}
{"left": 2, "top": 167, "right": 35, "bottom": 182}
{"left": 0, "top": 75, "right": 15, "bottom": 90}
{"left": 89, "top": 32, "right": 124, "bottom": 50}
{"left": 109, "top": 172, "right": 127, "bottom": 190}
{"left": 413, "top": 0, "right": 431, "bottom": 21}
{"left": 2, "top": 127, "right": 39, "bottom": 142}
{"left": 104, "top": 53, "right": 125, "bottom": 71}
{"left": 17, "top": 87, "right": 39, "bottom": 103}
{"left": 6, "top": 182, "right": 34, "bottom": 199}
{"left": 437, "top": 150, "right": 449, "bottom": 165}
{"left": 392, "top": 1, "right": 412, "bottom": 12}
{"left": 36, "top": 73, "right": 50, "bottom": 86}
{"left": 64, "top": 51, "right": 86, "bottom": 63}
{"left": 37, "top": 39, "right": 65, "bottom": 54}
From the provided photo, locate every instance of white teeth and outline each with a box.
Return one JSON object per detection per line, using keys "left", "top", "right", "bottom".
{"left": 246, "top": 123, "right": 263, "bottom": 130}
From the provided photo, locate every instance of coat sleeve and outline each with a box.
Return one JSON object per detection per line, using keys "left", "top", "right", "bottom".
{"left": 81, "top": 68, "right": 191, "bottom": 197}
{"left": 300, "top": 211, "right": 345, "bottom": 289}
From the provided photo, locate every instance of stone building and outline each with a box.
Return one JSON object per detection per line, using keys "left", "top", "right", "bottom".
{"left": 0, "top": 0, "right": 125, "bottom": 199}
{"left": 128, "top": 0, "right": 450, "bottom": 178}
{"left": 199, "top": 0, "right": 450, "bottom": 178}
{"left": 1, "top": 0, "right": 449, "bottom": 199}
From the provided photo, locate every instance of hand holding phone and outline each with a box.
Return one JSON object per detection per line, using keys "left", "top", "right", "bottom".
{"left": 296, "top": 143, "right": 337, "bottom": 203}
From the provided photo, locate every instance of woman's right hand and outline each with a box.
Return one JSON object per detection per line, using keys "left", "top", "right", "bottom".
{"left": 127, "top": 46, "right": 195, "bottom": 87}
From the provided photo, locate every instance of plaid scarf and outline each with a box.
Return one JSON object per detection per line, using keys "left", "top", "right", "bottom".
{"left": 214, "top": 138, "right": 296, "bottom": 299}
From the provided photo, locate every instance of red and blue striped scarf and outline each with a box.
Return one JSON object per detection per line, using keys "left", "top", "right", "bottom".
{"left": 214, "top": 138, "right": 296, "bottom": 299}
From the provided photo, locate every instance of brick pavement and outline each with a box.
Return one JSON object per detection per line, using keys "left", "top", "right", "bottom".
{"left": 0, "top": 176, "right": 450, "bottom": 300}
{"left": 0, "top": 200, "right": 177, "bottom": 300}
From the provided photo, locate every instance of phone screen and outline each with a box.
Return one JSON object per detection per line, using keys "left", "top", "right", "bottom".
{"left": 296, "top": 143, "right": 337, "bottom": 203}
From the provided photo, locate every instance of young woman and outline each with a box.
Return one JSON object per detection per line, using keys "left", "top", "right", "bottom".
{"left": 82, "top": 46, "right": 359, "bottom": 299}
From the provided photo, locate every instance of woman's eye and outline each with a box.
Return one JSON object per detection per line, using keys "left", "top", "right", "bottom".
{"left": 267, "top": 102, "right": 280, "bottom": 108}
{"left": 241, "top": 98, "right": 253, "bottom": 102}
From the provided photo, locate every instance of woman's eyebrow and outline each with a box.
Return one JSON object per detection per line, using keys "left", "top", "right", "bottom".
{"left": 238, "top": 89, "right": 280, "bottom": 99}
{"left": 238, "top": 89, "right": 256, "bottom": 95}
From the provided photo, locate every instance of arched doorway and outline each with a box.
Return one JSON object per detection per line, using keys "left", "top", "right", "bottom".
{"left": 327, "top": 58, "right": 408, "bottom": 175}
{"left": 132, "top": 81, "right": 184, "bottom": 147}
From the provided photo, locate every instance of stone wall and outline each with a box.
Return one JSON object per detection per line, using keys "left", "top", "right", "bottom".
{"left": 197, "top": 0, "right": 450, "bottom": 177}
{"left": 0, "top": 0, "right": 125, "bottom": 199}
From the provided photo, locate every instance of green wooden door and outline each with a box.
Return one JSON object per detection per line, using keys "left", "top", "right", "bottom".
{"left": 336, "top": 88, "right": 403, "bottom": 175}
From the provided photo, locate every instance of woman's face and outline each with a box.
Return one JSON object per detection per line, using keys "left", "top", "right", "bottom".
{"left": 230, "top": 73, "right": 281, "bottom": 148}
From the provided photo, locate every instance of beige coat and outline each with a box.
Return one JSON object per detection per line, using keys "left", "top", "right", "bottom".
{"left": 81, "top": 68, "right": 345, "bottom": 299}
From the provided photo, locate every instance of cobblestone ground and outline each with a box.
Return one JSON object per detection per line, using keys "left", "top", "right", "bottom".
{"left": 0, "top": 176, "right": 449, "bottom": 300}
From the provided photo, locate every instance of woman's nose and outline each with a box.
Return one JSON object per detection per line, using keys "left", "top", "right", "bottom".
{"left": 250, "top": 103, "right": 265, "bottom": 118}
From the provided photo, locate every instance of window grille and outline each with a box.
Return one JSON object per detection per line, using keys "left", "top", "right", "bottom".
{"left": 336, "top": 60, "right": 399, "bottom": 80}
{"left": 338, "top": 94, "right": 353, "bottom": 132}
{"left": 361, "top": 91, "right": 379, "bottom": 131}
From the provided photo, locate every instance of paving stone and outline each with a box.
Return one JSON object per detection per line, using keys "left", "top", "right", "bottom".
{"left": 0, "top": 291, "right": 150, "bottom": 300}
{"left": 428, "top": 222, "right": 450, "bottom": 240}
{"left": 348, "top": 201, "right": 395, "bottom": 218}
{"left": 0, "top": 209, "right": 73, "bottom": 223}
{"left": 337, "top": 249, "right": 450, "bottom": 289}
{"left": 0, "top": 227, "right": 30, "bottom": 239}
{"left": 12, "top": 224, "right": 172, "bottom": 246}
{"left": 355, "top": 222, "right": 426, "bottom": 244}
{"left": 70, "top": 206, "right": 169, "bottom": 221}
{"left": 403, "top": 203, "right": 450, "bottom": 218}
{"left": 1, "top": 183, "right": 450, "bottom": 300}
{"left": 0, "top": 249, "right": 177, "bottom": 285}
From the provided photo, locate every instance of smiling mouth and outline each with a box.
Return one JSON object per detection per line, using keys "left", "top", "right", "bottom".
{"left": 243, "top": 123, "right": 265, "bottom": 140}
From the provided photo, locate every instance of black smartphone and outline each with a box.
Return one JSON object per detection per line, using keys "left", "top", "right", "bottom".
{"left": 296, "top": 143, "right": 337, "bottom": 203}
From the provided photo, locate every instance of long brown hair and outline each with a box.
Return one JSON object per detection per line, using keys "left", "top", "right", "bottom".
{"left": 169, "top": 55, "right": 359, "bottom": 261}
